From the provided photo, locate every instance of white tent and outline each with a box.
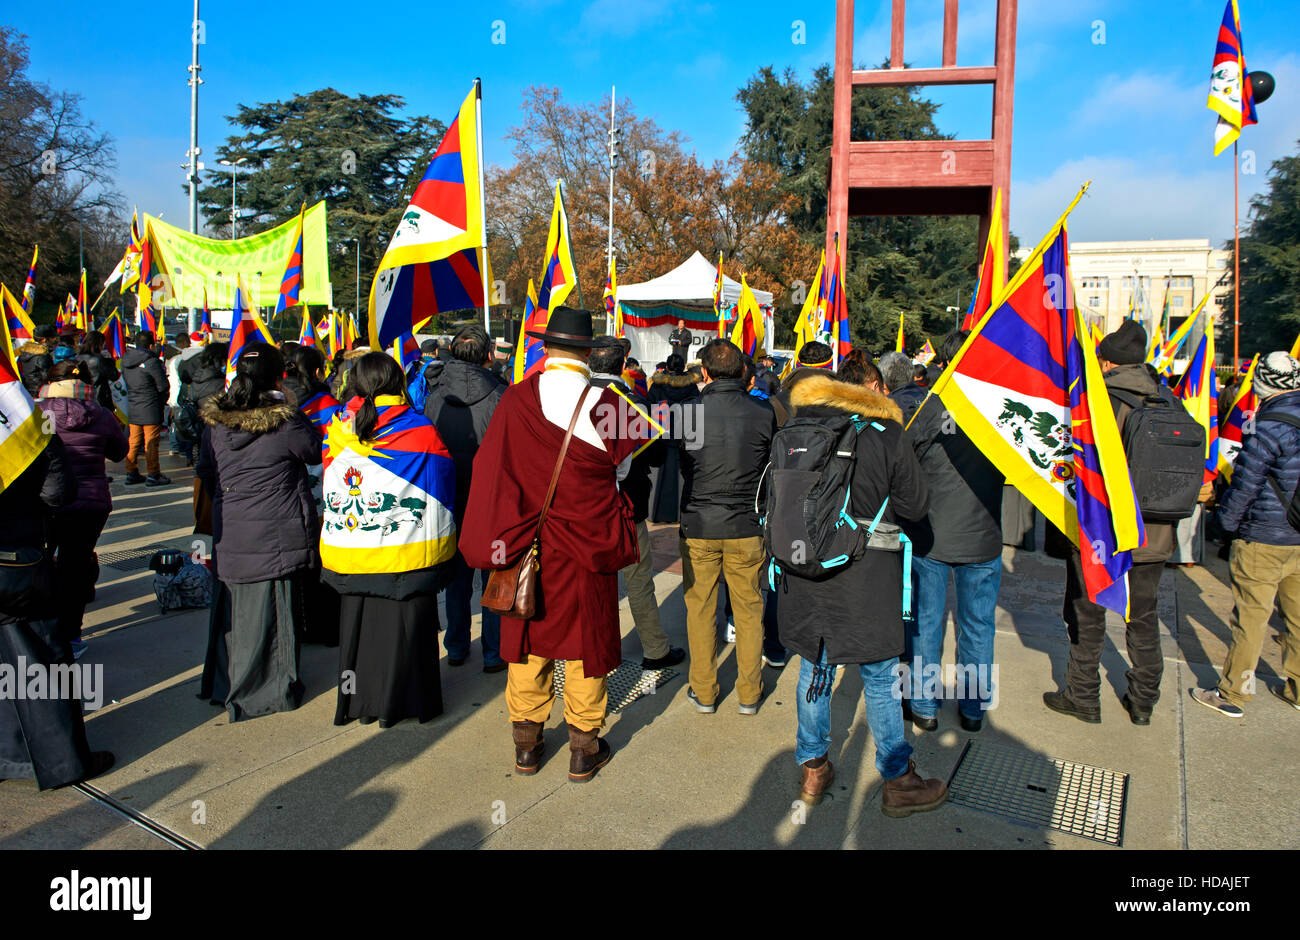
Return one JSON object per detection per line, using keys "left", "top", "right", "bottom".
{"left": 615, "top": 251, "right": 773, "bottom": 366}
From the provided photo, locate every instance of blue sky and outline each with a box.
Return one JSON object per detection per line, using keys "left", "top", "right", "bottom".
{"left": 10, "top": 0, "right": 1300, "bottom": 249}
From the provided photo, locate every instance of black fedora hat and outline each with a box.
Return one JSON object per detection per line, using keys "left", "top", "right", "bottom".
{"left": 525, "top": 306, "right": 599, "bottom": 348}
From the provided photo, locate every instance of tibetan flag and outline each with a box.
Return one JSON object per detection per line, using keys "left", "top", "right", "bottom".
{"left": 299, "top": 388, "right": 344, "bottom": 435}
{"left": 297, "top": 308, "right": 318, "bottom": 348}
{"left": 226, "top": 275, "right": 275, "bottom": 385}
{"left": 1145, "top": 323, "right": 1165, "bottom": 365}
{"left": 321, "top": 399, "right": 457, "bottom": 574}
{"left": 2, "top": 285, "right": 35, "bottom": 345}
{"left": 1218, "top": 353, "right": 1258, "bottom": 481}
{"left": 100, "top": 310, "right": 127, "bottom": 360}
{"left": 730, "top": 275, "right": 765, "bottom": 357}
{"left": 119, "top": 211, "right": 144, "bottom": 294}
{"left": 916, "top": 340, "right": 936, "bottom": 366}
{"left": 1157, "top": 293, "right": 1210, "bottom": 374}
{"left": 345, "top": 313, "right": 360, "bottom": 350}
{"left": 513, "top": 279, "right": 544, "bottom": 384}
{"left": 391, "top": 332, "right": 421, "bottom": 376}
{"left": 0, "top": 292, "right": 51, "bottom": 490}
{"left": 275, "top": 205, "right": 306, "bottom": 316}
{"left": 604, "top": 255, "right": 619, "bottom": 335}
{"left": 1208, "top": 0, "right": 1257, "bottom": 156}
{"left": 369, "top": 82, "right": 488, "bottom": 350}
{"left": 514, "top": 185, "right": 577, "bottom": 384}
{"left": 20, "top": 245, "right": 37, "bottom": 312}
{"left": 713, "top": 254, "right": 726, "bottom": 337}
{"left": 1174, "top": 323, "right": 1220, "bottom": 484}
{"left": 822, "top": 234, "right": 851, "bottom": 362}
{"left": 930, "top": 191, "right": 1144, "bottom": 618}
{"left": 895, "top": 313, "right": 906, "bottom": 353}
{"left": 1090, "top": 321, "right": 1105, "bottom": 353}
{"left": 792, "top": 250, "right": 825, "bottom": 362}
{"left": 1287, "top": 330, "right": 1300, "bottom": 360}
{"left": 199, "top": 288, "right": 213, "bottom": 338}
{"left": 55, "top": 303, "right": 65, "bottom": 332}
{"left": 77, "top": 269, "right": 88, "bottom": 330}
{"left": 961, "top": 188, "right": 1006, "bottom": 332}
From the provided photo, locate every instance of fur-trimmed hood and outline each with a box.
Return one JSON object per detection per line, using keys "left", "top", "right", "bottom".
{"left": 651, "top": 370, "right": 701, "bottom": 389}
{"left": 790, "top": 374, "right": 902, "bottom": 424}
{"left": 201, "top": 397, "right": 299, "bottom": 435}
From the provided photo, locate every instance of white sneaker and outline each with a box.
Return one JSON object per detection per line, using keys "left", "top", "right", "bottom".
{"left": 725, "top": 620, "right": 736, "bottom": 644}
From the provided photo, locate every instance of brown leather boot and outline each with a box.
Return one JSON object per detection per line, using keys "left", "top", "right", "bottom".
{"left": 798, "top": 755, "right": 835, "bottom": 805}
{"left": 881, "top": 759, "right": 948, "bottom": 818}
{"left": 567, "top": 725, "right": 613, "bottom": 782}
{"left": 512, "top": 720, "right": 545, "bottom": 775}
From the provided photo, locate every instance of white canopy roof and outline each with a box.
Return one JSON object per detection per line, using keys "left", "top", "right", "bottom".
{"left": 615, "top": 251, "right": 773, "bottom": 309}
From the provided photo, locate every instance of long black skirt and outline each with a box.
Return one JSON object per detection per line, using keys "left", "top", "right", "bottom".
{"left": 0, "top": 617, "right": 95, "bottom": 789}
{"left": 199, "top": 580, "right": 232, "bottom": 705}
{"left": 335, "top": 593, "right": 442, "bottom": 726}
{"left": 223, "top": 575, "right": 306, "bottom": 722}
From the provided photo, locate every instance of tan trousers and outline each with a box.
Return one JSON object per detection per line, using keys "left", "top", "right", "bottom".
{"left": 506, "top": 654, "right": 607, "bottom": 732}
{"left": 681, "top": 535, "right": 765, "bottom": 706}
{"left": 620, "top": 520, "right": 670, "bottom": 660}
{"left": 126, "top": 423, "right": 162, "bottom": 476}
{"left": 1219, "top": 539, "right": 1300, "bottom": 705}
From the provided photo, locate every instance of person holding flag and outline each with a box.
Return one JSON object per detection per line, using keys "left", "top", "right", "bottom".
{"left": 1195, "top": 352, "right": 1300, "bottom": 717}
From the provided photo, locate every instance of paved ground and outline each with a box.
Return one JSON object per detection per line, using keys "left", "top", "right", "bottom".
{"left": 3, "top": 450, "right": 1297, "bottom": 851}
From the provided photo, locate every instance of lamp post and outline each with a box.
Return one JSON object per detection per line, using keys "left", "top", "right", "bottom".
{"left": 216, "top": 158, "right": 248, "bottom": 239}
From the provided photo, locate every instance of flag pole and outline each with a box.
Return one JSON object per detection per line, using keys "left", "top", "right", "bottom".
{"left": 1233, "top": 140, "right": 1240, "bottom": 368}
{"left": 606, "top": 85, "right": 616, "bottom": 336}
{"left": 475, "top": 78, "right": 490, "bottom": 334}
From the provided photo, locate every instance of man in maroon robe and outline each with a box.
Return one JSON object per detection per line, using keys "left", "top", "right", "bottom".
{"left": 461, "top": 307, "right": 653, "bottom": 782}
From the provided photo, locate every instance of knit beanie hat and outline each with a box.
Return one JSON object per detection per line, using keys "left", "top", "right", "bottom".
{"left": 1097, "top": 320, "right": 1147, "bottom": 365}
{"left": 1253, "top": 351, "right": 1300, "bottom": 400}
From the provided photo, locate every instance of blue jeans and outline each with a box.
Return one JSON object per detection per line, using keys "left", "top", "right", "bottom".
{"left": 906, "top": 555, "right": 1001, "bottom": 720}
{"left": 794, "top": 644, "right": 912, "bottom": 779}
{"left": 443, "top": 553, "right": 502, "bottom": 666}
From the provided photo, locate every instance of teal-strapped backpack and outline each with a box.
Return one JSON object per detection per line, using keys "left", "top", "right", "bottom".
{"left": 759, "top": 413, "right": 913, "bottom": 618}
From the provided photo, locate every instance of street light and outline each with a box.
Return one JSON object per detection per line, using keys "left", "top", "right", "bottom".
{"left": 339, "top": 237, "right": 360, "bottom": 318}
{"left": 215, "top": 158, "right": 248, "bottom": 239}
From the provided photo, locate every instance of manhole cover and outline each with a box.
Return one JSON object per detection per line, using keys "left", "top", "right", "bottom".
{"left": 946, "top": 741, "right": 1128, "bottom": 846}
{"left": 553, "top": 659, "right": 679, "bottom": 713}
{"left": 98, "top": 546, "right": 187, "bottom": 571}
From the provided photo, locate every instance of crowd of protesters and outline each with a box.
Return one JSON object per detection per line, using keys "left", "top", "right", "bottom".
{"left": 3, "top": 311, "right": 1298, "bottom": 812}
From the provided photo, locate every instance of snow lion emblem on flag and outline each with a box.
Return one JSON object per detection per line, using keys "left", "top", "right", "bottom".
{"left": 994, "top": 399, "right": 1072, "bottom": 470}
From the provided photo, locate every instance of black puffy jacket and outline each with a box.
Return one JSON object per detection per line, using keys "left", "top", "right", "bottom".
{"left": 179, "top": 352, "right": 226, "bottom": 405}
{"left": 424, "top": 358, "right": 504, "bottom": 522}
{"left": 120, "top": 346, "right": 169, "bottom": 425}
{"left": 679, "top": 378, "right": 776, "bottom": 540}
{"left": 76, "top": 353, "right": 120, "bottom": 409}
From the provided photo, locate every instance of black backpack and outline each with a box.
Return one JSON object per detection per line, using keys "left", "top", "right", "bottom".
{"left": 761, "top": 413, "right": 889, "bottom": 579}
{"left": 1254, "top": 412, "right": 1300, "bottom": 532}
{"left": 1109, "top": 386, "right": 1205, "bottom": 524}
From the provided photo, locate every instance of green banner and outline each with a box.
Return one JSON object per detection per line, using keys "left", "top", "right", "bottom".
{"left": 143, "top": 202, "right": 331, "bottom": 309}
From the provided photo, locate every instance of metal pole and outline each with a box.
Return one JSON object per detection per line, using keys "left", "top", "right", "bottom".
{"left": 186, "top": 0, "right": 202, "bottom": 334}
{"left": 1233, "top": 140, "right": 1240, "bottom": 368}
{"left": 355, "top": 239, "right": 360, "bottom": 319}
{"left": 474, "top": 79, "right": 490, "bottom": 334}
{"left": 230, "top": 166, "right": 237, "bottom": 239}
{"left": 606, "top": 85, "right": 616, "bottom": 336}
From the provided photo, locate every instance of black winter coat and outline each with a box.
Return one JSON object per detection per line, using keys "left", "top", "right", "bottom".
{"left": 17, "top": 344, "right": 52, "bottom": 398}
{"left": 424, "top": 358, "right": 505, "bottom": 522}
{"left": 904, "top": 394, "right": 1004, "bottom": 564}
{"left": 179, "top": 353, "right": 226, "bottom": 405}
{"left": 198, "top": 396, "right": 320, "bottom": 584}
{"left": 0, "top": 438, "right": 74, "bottom": 624}
{"left": 679, "top": 377, "right": 776, "bottom": 540}
{"left": 1218, "top": 389, "right": 1300, "bottom": 547}
{"left": 888, "top": 381, "right": 928, "bottom": 425}
{"left": 591, "top": 373, "right": 664, "bottom": 523}
{"left": 775, "top": 375, "right": 930, "bottom": 665}
{"left": 120, "top": 346, "right": 169, "bottom": 426}
{"left": 76, "top": 353, "right": 120, "bottom": 409}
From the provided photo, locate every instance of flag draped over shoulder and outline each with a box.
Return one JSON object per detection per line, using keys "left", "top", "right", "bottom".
{"left": 369, "top": 83, "right": 488, "bottom": 350}
{"left": 1218, "top": 353, "right": 1258, "bottom": 481}
{"left": 730, "top": 275, "right": 765, "bottom": 357}
{"left": 0, "top": 297, "right": 50, "bottom": 490}
{"left": 1208, "top": 0, "right": 1257, "bottom": 156}
{"left": 20, "top": 245, "right": 37, "bottom": 312}
{"left": 2, "top": 285, "right": 34, "bottom": 344}
{"left": 299, "top": 389, "right": 344, "bottom": 433}
{"left": 1174, "top": 323, "right": 1220, "bottom": 483}
{"left": 320, "top": 401, "right": 457, "bottom": 574}
{"left": 226, "top": 275, "right": 275, "bottom": 385}
{"left": 391, "top": 333, "right": 421, "bottom": 377}
{"left": 930, "top": 189, "right": 1145, "bottom": 618}
{"left": 961, "top": 188, "right": 1006, "bottom": 333}
{"left": 514, "top": 184, "right": 577, "bottom": 384}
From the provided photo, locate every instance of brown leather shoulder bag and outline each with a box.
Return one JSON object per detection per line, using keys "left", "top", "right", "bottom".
{"left": 480, "top": 388, "right": 587, "bottom": 619}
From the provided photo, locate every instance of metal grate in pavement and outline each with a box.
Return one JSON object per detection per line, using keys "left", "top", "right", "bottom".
{"left": 946, "top": 740, "right": 1129, "bottom": 846}
{"left": 98, "top": 546, "right": 183, "bottom": 571}
{"left": 553, "top": 659, "right": 679, "bottom": 713}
